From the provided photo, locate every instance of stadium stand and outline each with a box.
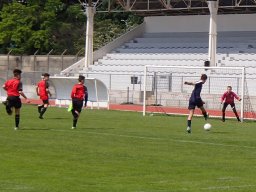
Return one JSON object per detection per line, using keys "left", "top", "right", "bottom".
{"left": 80, "top": 31, "right": 256, "bottom": 76}
{"left": 61, "top": 14, "right": 256, "bottom": 117}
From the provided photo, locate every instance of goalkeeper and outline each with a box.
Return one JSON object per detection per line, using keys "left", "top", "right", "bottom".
{"left": 221, "top": 86, "right": 241, "bottom": 122}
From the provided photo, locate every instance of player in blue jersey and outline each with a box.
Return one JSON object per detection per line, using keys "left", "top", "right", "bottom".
{"left": 184, "top": 74, "right": 208, "bottom": 133}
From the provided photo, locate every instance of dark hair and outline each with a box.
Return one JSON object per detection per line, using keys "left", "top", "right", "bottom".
{"left": 13, "top": 69, "right": 22, "bottom": 76}
{"left": 201, "top": 74, "right": 208, "bottom": 80}
{"left": 227, "top": 86, "right": 232, "bottom": 89}
{"left": 78, "top": 75, "right": 85, "bottom": 82}
{"left": 42, "top": 73, "right": 50, "bottom": 77}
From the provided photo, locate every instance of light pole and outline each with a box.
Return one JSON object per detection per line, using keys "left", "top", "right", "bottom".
{"left": 207, "top": 0, "right": 218, "bottom": 67}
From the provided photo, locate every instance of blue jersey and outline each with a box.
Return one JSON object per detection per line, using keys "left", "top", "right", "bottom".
{"left": 190, "top": 80, "right": 204, "bottom": 102}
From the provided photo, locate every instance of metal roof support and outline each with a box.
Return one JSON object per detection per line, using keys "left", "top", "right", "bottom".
{"left": 207, "top": 0, "right": 218, "bottom": 67}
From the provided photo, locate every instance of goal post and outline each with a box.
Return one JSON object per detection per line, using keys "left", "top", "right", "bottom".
{"left": 143, "top": 65, "right": 249, "bottom": 121}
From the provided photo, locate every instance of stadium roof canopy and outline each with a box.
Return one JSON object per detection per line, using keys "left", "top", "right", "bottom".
{"left": 89, "top": 0, "right": 256, "bottom": 16}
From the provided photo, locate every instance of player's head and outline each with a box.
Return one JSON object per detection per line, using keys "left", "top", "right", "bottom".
{"left": 78, "top": 75, "right": 85, "bottom": 83}
{"left": 227, "top": 86, "right": 232, "bottom": 92}
{"left": 42, "top": 73, "right": 50, "bottom": 80}
{"left": 13, "top": 69, "right": 22, "bottom": 79}
{"left": 200, "top": 74, "right": 208, "bottom": 83}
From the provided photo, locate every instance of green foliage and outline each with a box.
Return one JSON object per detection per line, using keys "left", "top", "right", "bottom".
{"left": 0, "top": 1, "right": 143, "bottom": 55}
{"left": 94, "top": 18, "right": 124, "bottom": 50}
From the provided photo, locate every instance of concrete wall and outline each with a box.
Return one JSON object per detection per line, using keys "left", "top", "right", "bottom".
{"left": 145, "top": 14, "right": 256, "bottom": 33}
{"left": 0, "top": 55, "right": 82, "bottom": 75}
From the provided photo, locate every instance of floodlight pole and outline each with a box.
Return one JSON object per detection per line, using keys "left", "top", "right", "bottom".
{"left": 84, "top": 3, "right": 95, "bottom": 69}
{"left": 207, "top": 0, "right": 218, "bottom": 67}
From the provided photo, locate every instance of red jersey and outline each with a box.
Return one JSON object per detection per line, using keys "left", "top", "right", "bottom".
{"left": 71, "top": 83, "right": 87, "bottom": 101}
{"left": 3, "top": 78, "right": 22, "bottom": 97}
{"left": 221, "top": 91, "right": 240, "bottom": 104}
{"left": 37, "top": 80, "right": 49, "bottom": 100}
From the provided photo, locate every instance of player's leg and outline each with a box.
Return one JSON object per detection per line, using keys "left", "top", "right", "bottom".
{"left": 4, "top": 97, "right": 13, "bottom": 115}
{"left": 71, "top": 99, "right": 82, "bottom": 129}
{"left": 199, "top": 106, "right": 208, "bottom": 120}
{"left": 14, "top": 98, "right": 22, "bottom": 130}
{"left": 197, "top": 99, "right": 208, "bottom": 120}
{"left": 39, "top": 100, "right": 49, "bottom": 119}
{"left": 222, "top": 103, "right": 228, "bottom": 122}
{"left": 187, "top": 100, "right": 195, "bottom": 133}
{"left": 38, "top": 104, "right": 43, "bottom": 113}
{"left": 187, "top": 109, "right": 194, "bottom": 132}
{"left": 231, "top": 103, "right": 240, "bottom": 122}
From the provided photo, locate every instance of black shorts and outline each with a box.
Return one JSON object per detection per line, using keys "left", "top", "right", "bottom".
{"left": 7, "top": 96, "right": 22, "bottom": 109}
{"left": 42, "top": 99, "right": 49, "bottom": 105}
{"left": 72, "top": 98, "right": 84, "bottom": 113}
{"left": 222, "top": 102, "right": 235, "bottom": 111}
{"left": 188, "top": 98, "right": 204, "bottom": 110}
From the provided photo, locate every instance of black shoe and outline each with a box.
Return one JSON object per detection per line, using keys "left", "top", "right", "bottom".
{"left": 39, "top": 116, "right": 44, "bottom": 119}
{"left": 187, "top": 127, "right": 191, "bottom": 133}
{"left": 237, "top": 118, "right": 241, "bottom": 122}
{"left": 222, "top": 118, "right": 225, "bottom": 122}
{"left": 204, "top": 113, "right": 209, "bottom": 121}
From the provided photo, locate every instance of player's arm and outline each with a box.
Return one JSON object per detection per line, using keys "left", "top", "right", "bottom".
{"left": 184, "top": 81, "right": 195, "bottom": 86}
{"left": 19, "top": 91, "right": 30, "bottom": 103}
{"left": 70, "top": 86, "right": 76, "bottom": 98}
{"left": 2, "top": 84, "right": 7, "bottom": 91}
{"left": 45, "top": 81, "right": 51, "bottom": 97}
{"left": 19, "top": 91, "right": 28, "bottom": 99}
{"left": 36, "top": 85, "right": 39, "bottom": 96}
{"left": 18, "top": 82, "right": 30, "bottom": 103}
{"left": 233, "top": 92, "right": 242, "bottom": 101}
{"left": 84, "top": 86, "right": 88, "bottom": 107}
{"left": 220, "top": 92, "right": 226, "bottom": 104}
{"left": 47, "top": 88, "right": 52, "bottom": 97}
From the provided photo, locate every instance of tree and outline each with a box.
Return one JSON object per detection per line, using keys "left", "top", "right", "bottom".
{"left": 0, "top": 0, "right": 143, "bottom": 55}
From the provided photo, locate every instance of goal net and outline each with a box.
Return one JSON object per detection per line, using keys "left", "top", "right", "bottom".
{"left": 143, "top": 65, "right": 256, "bottom": 121}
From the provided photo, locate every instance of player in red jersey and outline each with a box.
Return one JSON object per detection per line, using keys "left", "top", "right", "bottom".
{"left": 221, "top": 86, "right": 241, "bottom": 122}
{"left": 2, "top": 69, "right": 30, "bottom": 130}
{"left": 70, "top": 75, "right": 88, "bottom": 129}
{"left": 36, "top": 73, "right": 51, "bottom": 119}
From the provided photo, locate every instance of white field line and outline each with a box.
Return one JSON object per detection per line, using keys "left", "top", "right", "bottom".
{"left": 50, "top": 129, "right": 256, "bottom": 149}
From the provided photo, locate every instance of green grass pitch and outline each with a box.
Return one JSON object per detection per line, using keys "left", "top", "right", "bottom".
{"left": 0, "top": 104, "right": 256, "bottom": 192}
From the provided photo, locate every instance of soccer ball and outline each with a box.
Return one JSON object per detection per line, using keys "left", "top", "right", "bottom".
{"left": 204, "top": 123, "right": 212, "bottom": 131}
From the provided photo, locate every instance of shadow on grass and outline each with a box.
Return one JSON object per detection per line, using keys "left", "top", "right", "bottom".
{"left": 47, "top": 117, "right": 69, "bottom": 120}
{"left": 77, "top": 127, "right": 115, "bottom": 130}
{"left": 210, "top": 131, "right": 230, "bottom": 134}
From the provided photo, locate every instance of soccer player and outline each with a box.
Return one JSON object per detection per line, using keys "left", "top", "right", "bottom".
{"left": 2, "top": 69, "right": 30, "bottom": 130}
{"left": 184, "top": 74, "right": 208, "bottom": 133}
{"left": 36, "top": 73, "right": 51, "bottom": 119}
{"left": 70, "top": 75, "right": 88, "bottom": 129}
{"left": 221, "top": 86, "right": 241, "bottom": 122}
